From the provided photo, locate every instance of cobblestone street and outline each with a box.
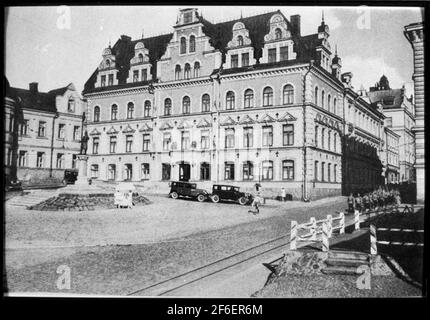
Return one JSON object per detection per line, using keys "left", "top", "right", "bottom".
{"left": 5, "top": 194, "right": 347, "bottom": 295}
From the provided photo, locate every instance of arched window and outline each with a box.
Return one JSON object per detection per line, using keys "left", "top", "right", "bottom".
{"left": 180, "top": 37, "right": 187, "bottom": 54}
{"left": 194, "top": 61, "right": 200, "bottom": 78}
{"left": 275, "top": 28, "right": 282, "bottom": 40}
{"left": 244, "top": 89, "right": 254, "bottom": 108}
{"left": 175, "top": 65, "right": 181, "bottom": 80}
{"left": 105, "top": 59, "right": 110, "bottom": 68}
{"left": 189, "top": 35, "right": 196, "bottom": 53}
{"left": 315, "top": 126, "right": 319, "bottom": 147}
{"left": 127, "top": 102, "right": 134, "bottom": 119}
{"left": 283, "top": 84, "right": 294, "bottom": 105}
{"left": 184, "top": 63, "right": 191, "bottom": 79}
{"left": 111, "top": 104, "right": 118, "bottom": 120}
{"left": 182, "top": 96, "right": 191, "bottom": 114}
{"left": 93, "top": 106, "right": 100, "bottom": 122}
{"left": 327, "top": 94, "right": 331, "bottom": 112}
{"left": 321, "top": 128, "right": 325, "bottom": 149}
{"left": 237, "top": 35, "right": 244, "bottom": 46}
{"left": 164, "top": 98, "right": 172, "bottom": 116}
{"left": 144, "top": 100, "right": 151, "bottom": 118}
{"left": 67, "top": 98, "right": 75, "bottom": 112}
{"left": 333, "top": 98, "right": 337, "bottom": 114}
{"left": 321, "top": 90, "right": 325, "bottom": 108}
{"left": 201, "top": 94, "right": 210, "bottom": 112}
{"left": 263, "top": 87, "right": 273, "bottom": 106}
{"left": 138, "top": 53, "right": 144, "bottom": 63}
{"left": 226, "top": 91, "right": 235, "bottom": 110}
{"left": 314, "top": 86, "right": 319, "bottom": 105}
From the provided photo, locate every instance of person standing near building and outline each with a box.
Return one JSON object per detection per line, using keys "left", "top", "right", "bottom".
{"left": 281, "top": 187, "right": 287, "bottom": 202}
{"left": 355, "top": 193, "right": 362, "bottom": 213}
{"left": 348, "top": 193, "right": 355, "bottom": 214}
{"left": 249, "top": 190, "right": 262, "bottom": 215}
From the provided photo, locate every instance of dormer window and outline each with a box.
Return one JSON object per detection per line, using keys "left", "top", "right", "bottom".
{"left": 275, "top": 28, "right": 282, "bottom": 40}
{"left": 189, "top": 35, "right": 196, "bottom": 53}
{"left": 184, "top": 11, "right": 192, "bottom": 24}
{"left": 175, "top": 65, "right": 182, "bottom": 80}
{"left": 108, "top": 74, "right": 114, "bottom": 86}
{"left": 101, "top": 75, "right": 106, "bottom": 87}
{"left": 280, "top": 46, "right": 288, "bottom": 61}
{"left": 242, "top": 53, "right": 249, "bottom": 67}
{"left": 68, "top": 98, "right": 75, "bottom": 112}
{"left": 106, "top": 59, "right": 111, "bottom": 68}
{"left": 138, "top": 53, "right": 144, "bottom": 63}
{"left": 238, "top": 35, "right": 244, "bottom": 46}
{"left": 142, "top": 69, "right": 148, "bottom": 82}
{"left": 231, "top": 55, "right": 239, "bottom": 68}
{"left": 180, "top": 37, "right": 187, "bottom": 54}
{"left": 133, "top": 70, "right": 139, "bottom": 82}
{"left": 268, "top": 48, "right": 276, "bottom": 63}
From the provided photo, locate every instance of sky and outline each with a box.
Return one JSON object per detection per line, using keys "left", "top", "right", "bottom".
{"left": 5, "top": 5, "right": 423, "bottom": 96}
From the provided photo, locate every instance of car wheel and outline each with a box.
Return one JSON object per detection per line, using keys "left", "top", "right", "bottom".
{"left": 211, "top": 194, "right": 220, "bottom": 203}
{"left": 197, "top": 194, "right": 206, "bottom": 202}
{"left": 238, "top": 197, "right": 247, "bottom": 205}
{"left": 171, "top": 192, "right": 179, "bottom": 199}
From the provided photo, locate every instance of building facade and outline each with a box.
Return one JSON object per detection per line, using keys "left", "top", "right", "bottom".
{"left": 368, "top": 75, "right": 415, "bottom": 183}
{"left": 4, "top": 79, "right": 85, "bottom": 186}
{"left": 83, "top": 8, "right": 386, "bottom": 200}
{"left": 404, "top": 22, "right": 425, "bottom": 203}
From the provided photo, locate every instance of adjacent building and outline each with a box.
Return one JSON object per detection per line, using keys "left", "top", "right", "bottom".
{"left": 82, "top": 8, "right": 386, "bottom": 200}
{"left": 368, "top": 75, "right": 416, "bottom": 183}
{"left": 4, "top": 78, "right": 85, "bottom": 186}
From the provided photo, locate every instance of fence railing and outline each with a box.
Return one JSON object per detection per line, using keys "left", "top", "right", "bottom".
{"left": 370, "top": 224, "right": 424, "bottom": 255}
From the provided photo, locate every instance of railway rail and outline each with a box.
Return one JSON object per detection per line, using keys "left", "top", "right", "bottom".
{"left": 127, "top": 204, "right": 422, "bottom": 296}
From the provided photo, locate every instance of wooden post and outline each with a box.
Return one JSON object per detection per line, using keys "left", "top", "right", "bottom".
{"left": 310, "top": 217, "right": 317, "bottom": 240}
{"left": 326, "top": 214, "right": 333, "bottom": 238}
{"left": 290, "top": 220, "right": 297, "bottom": 250}
{"left": 354, "top": 210, "right": 360, "bottom": 231}
{"left": 339, "top": 212, "right": 345, "bottom": 234}
{"left": 322, "top": 222, "right": 329, "bottom": 252}
{"left": 370, "top": 224, "right": 377, "bottom": 255}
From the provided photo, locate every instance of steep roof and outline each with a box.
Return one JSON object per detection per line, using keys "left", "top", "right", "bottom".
{"left": 83, "top": 10, "right": 328, "bottom": 94}
{"left": 368, "top": 89, "right": 405, "bottom": 109}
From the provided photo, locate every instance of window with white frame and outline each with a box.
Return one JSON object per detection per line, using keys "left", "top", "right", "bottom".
{"left": 200, "top": 130, "right": 209, "bottom": 149}
{"left": 18, "top": 150, "right": 27, "bottom": 167}
{"left": 144, "top": 101, "right": 151, "bottom": 118}
{"left": 283, "top": 84, "right": 294, "bottom": 105}
{"left": 283, "top": 160, "right": 294, "bottom": 180}
{"left": 141, "top": 163, "right": 150, "bottom": 180}
{"left": 262, "top": 161, "right": 273, "bottom": 180}
{"left": 142, "top": 134, "right": 150, "bottom": 151}
{"left": 262, "top": 126, "right": 273, "bottom": 147}
{"left": 244, "top": 89, "right": 254, "bottom": 108}
{"left": 226, "top": 91, "right": 235, "bottom": 110}
{"left": 225, "top": 128, "right": 235, "bottom": 148}
{"left": 263, "top": 87, "right": 273, "bottom": 106}
{"left": 126, "top": 135, "right": 133, "bottom": 153}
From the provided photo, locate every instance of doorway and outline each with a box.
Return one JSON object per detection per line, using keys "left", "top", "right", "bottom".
{"left": 179, "top": 162, "right": 190, "bottom": 181}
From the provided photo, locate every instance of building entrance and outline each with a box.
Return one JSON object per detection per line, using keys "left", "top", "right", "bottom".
{"left": 179, "top": 162, "right": 190, "bottom": 181}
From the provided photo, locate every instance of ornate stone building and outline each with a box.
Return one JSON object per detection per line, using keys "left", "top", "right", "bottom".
{"left": 404, "top": 22, "right": 424, "bottom": 203}
{"left": 83, "top": 8, "right": 386, "bottom": 200}
{"left": 368, "top": 75, "right": 415, "bottom": 183}
{"left": 4, "top": 78, "right": 85, "bottom": 186}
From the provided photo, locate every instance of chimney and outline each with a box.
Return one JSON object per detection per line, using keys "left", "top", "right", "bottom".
{"left": 29, "top": 82, "right": 38, "bottom": 93}
{"left": 290, "top": 15, "right": 301, "bottom": 37}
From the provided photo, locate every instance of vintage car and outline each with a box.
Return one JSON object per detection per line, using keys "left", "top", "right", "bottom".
{"left": 168, "top": 181, "right": 209, "bottom": 202}
{"left": 210, "top": 184, "right": 253, "bottom": 205}
{"left": 5, "top": 179, "right": 22, "bottom": 192}
{"left": 63, "top": 169, "right": 78, "bottom": 185}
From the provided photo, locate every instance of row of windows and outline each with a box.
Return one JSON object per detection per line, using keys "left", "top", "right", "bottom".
{"left": 175, "top": 62, "right": 200, "bottom": 80}
{"left": 314, "top": 161, "right": 338, "bottom": 183}
{"left": 9, "top": 150, "right": 77, "bottom": 169}
{"left": 12, "top": 119, "right": 81, "bottom": 141}
{"left": 315, "top": 125, "right": 339, "bottom": 153}
{"left": 100, "top": 74, "right": 114, "bottom": 87}
{"left": 92, "top": 124, "right": 295, "bottom": 154}
{"left": 180, "top": 35, "right": 196, "bottom": 54}
{"left": 132, "top": 68, "right": 149, "bottom": 82}
{"left": 314, "top": 86, "right": 338, "bottom": 114}
{"left": 348, "top": 105, "right": 379, "bottom": 134}
{"left": 93, "top": 101, "right": 152, "bottom": 122}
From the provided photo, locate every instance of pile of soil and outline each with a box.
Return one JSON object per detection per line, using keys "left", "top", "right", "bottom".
{"left": 28, "top": 193, "right": 152, "bottom": 211}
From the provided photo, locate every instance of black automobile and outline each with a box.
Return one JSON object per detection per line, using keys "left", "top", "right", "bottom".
{"left": 63, "top": 169, "right": 78, "bottom": 185}
{"left": 168, "top": 181, "right": 209, "bottom": 202}
{"left": 5, "top": 179, "right": 22, "bottom": 192}
{"left": 210, "top": 184, "right": 253, "bottom": 205}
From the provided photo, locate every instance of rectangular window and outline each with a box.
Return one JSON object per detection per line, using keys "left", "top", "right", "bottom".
{"left": 225, "top": 163, "right": 235, "bottom": 180}
{"left": 225, "top": 128, "right": 235, "bottom": 148}
{"left": 20, "top": 120, "right": 29, "bottom": 136}
{"left": 162, "top": 163, "right": 171, "bottom": 181}
{"left": 91, "top": 164, "right": 99, "bottom": 179}
{"left": 262, "top": 161, "right": 273, "bottom": 180}
{"left": 334, "top": 164, "right": 337, "bottom": 182}
{"left": 56, "top": 153, "right": 64, "bottom": 169}
{"left": 108, "top": 164, "right": 116, "bottom": 180}
{"left": 110, "top": 136, "right": 117, "bottom": 153}
{"left": 315, "top": 161, "right": 319, "bottom": 181}
{"left": 37, "top": 152, "right": 45, "bottom": 168}
{"left": 142, "top": 69, "right": 148, "bottom": 82}
{"left": 38, "top": 121, "right": 46, "bottom": 137}
{"left": 133, "top": 70, "right": 139, "bottom": 82}
{"left": 163, "top": 132, "right": 171, "bottom": 151}
{"left": 73, "top": 126, "right": 80, "bottom": 141}
{"left": 58, "top": 124, "right": 65, "bottom": 139}
{"left": 6, "top": 149, "right": 12, "bottom": 166}
{"left": 142, "top": 134, "right": 150, "bottom": 151}
{"left": 283, "top": 160, "right": 294, "bottom": 180}
{"left": 385, "top": 117, "right": 393, "bottom": 127}
{"left": 200, "top": 163, "right": 210, "bottom": 180}
{"left": 242, "top": 53, "right": 249, "bottom": 67}
{"left": 141, "top": 163, "right": 150, "bottom": 180}
{"left": 231, "top": 54, "right": 239, "bottom": 68}
{"left": 183, "top": 11, "right": 192, "bottom": 24}
{"left": 262, "top": 126, "right": 273, "bottom": 147}
{"left": 126, "top": 135, "right": 133, "bottom": 153}
{"left": 101, "top": 75, "right": 106, "bottom": 87}
{"left": 283, "top": 124, "right": 294, "bottom": 146}
{"left": 181, "top": 131, "right": 190, "bottom": 151}
{"left": 268, "top": 48, "right": 277, "bottom": 63}
{"left": 321, "top": 162, "right": 325, "bottom": 182}
{"left": 243, "top": 162, "right": 254, "bottom": 180}
{"left": 18, "top": 150, "right": 27, "bottom": 167}
{"left": 280, "top": 46, "right": 289, "bottom": 61}
{"left": 9, "top": 115, "right": 14, "bottom": 132}
{"left": 200, "top": 130, "right": 209, "bottom": 149}
{"left": 243, "top": 127, "right": 253, "bottom": 148}
{"left": 92, "top": 137, "right": 99, "bottom": 154}
{"left": 328, "top": 163, "right": 331, "bottom": 182}
{"left": 108, "top": 74, "right": 114, "bottom": 86}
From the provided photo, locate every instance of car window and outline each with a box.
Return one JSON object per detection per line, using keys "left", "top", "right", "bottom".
{"left": 191, "top": 184, "right": 197, "bottom": 189}
{"left": 233, "top": 187, "right": 239, "bottom": 192}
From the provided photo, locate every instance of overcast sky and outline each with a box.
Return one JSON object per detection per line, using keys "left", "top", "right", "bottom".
{"left": 5, "top": 5, "right": 423, "bottom": 96}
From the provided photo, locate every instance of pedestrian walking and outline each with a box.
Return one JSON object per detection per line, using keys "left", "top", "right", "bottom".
{"left": 348, "top": 193, "right": 355, "bottom": 214}
{"left": 355, "top": 193, "right": 362, "bottom": 212}
{"left": 248, "top": 191, "right": 262, "bottom": 215}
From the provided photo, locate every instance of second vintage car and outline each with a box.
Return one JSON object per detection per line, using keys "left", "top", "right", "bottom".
{"left": 168, "top": 181, "right": 209, "bottom": 202}
{"left": 210, "top": 184, "right": 253, "bottom": 205}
